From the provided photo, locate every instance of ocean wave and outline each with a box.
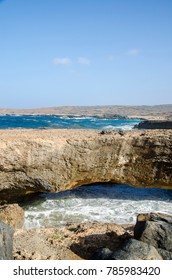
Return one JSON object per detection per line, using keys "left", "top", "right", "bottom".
{"left": 102, "top": 125, "right": 117, "bottom": 130}
{"left": 60, "top": 116, "right": 94, "bottom": 120}
{"left": 121, "top": 125, "right": 134, "bottom": 130}
{"left": 102, "top": 125, "right": 133, "bottom": 130}
{"left": 0, "top": 115, "right": 141, "bottom": 130}
{"left": 23, "top": 184, "right": 172, "bottom": 229}
{"left": 59, "top": 116, "right": 70, "bottom": 120}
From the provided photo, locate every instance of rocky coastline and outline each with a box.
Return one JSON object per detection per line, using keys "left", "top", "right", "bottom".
{"left": 0, "top": 104, "right": 172, "bottom": 120}
{"left": 0, "top": 128, "right": 172, "bottom": 260}
{"left": 0, "top": 204, "right": 172, "bottom": 260}
{"left": 13, "top": 211, "right": 172, "bottom": 260}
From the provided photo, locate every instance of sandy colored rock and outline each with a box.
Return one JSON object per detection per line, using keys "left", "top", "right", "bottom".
{"left": 0, "top": 129, "right": 172, "bottom": 202}
{"left": 13, "top": 223, "right": 130, "bottom": 260}
{"left": 0, "top": 204, "right": 24, "bottom": 229}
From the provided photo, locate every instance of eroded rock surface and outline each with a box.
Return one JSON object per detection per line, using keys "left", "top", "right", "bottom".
{"left": 0, "top": 220, "right": 13, "bottom": 260}
{"left": 13, "top": 213, "right": 172, "bottom": 260}
{"left": 0, "top": 204, "right": 24, "bottom": 229}
{"left": 13, "top": 223, "right": 130, "bottom": 260}
{"left": 0, "top": 129, "right": 172, "bottom": 202}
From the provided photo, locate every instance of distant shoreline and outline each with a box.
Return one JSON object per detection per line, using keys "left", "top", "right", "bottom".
{"left": 0, "top": 113, "right": 139, "bottom": 120}
{"left": 0, "top": 104, "right": 172, "bottom": 120}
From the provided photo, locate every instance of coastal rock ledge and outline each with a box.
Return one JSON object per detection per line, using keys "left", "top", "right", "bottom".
{"left": 0, "top": 129, "right": 172, "bottom": 202}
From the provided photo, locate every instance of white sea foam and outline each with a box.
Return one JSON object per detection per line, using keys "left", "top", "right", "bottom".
{"left": 23, "top": 185, "right": 172, "bottom": 229}
{"left": 72, "top": 117, "right": 93, "bottom": 120}
{"left": 102, "top": 125, "right": 134, "bottom": 130}
{"left": 24, "top": 197, "right": 172, "bottom": 228}
{"left": 59, "top": 116, "right": 93, "bottom": 120}
{"left": 0, "top": 115, "right": 141, "bottom": 130}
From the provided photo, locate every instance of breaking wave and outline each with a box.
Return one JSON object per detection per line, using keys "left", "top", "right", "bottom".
{"left": 23, "top": 184, "right": 172, "bottom": 229}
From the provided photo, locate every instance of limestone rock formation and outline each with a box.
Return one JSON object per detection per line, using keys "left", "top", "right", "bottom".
{"left": 13, "top": 223, "right": 129, "bottom": 260}
{"left": 0, "top": 129, "right": 172, "bottom": 202}
{"left": 0, "top": 204, "right": 24, "bottom": 229}
{"left": 0, "top": 220, "right": 13, "bottom": 260}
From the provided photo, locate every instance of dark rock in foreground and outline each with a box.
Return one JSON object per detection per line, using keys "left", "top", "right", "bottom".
{"left": 90, "top": 239, "right": 162, "bottom": 260}
{"left": 157, "top": 248, "right": 172, "bottom": 260}
{"left": 90, "top": 212, "right": 172, "bottom": 260}
{"left": 111, "top": 239, "right": 162, "bottom": 260}
{"left": 134, "top": 213, "right": 172, "bottom": 258}
{"left": 89, "top": 248, "right": 113, "bottom": 260}
{"left": 135, "top": 120, "right": 172, "bottom": 129}
{"left": 0, "top": 220, "right": 13, "bottom": 260}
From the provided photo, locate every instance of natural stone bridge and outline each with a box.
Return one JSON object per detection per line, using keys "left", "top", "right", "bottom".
{"left": 0, "top": 129, "right": 172, "bottom": 203}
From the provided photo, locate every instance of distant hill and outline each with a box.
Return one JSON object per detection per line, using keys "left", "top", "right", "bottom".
{"left": 0, "top": 105, "right": 172, "bottom": 120}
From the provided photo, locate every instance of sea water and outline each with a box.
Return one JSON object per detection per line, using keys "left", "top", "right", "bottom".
{"left": 22, "top": 184, "right": 172, "bottom": 229}
{"left": 1, "top": 115, "right": 171, "bottom": 228}
{"left": 0, "top": 115, "right": 140, "bottom": 130}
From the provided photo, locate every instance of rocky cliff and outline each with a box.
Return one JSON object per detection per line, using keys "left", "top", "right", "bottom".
{"left": 0, "top": 129, "right": 172, "bottom": 203}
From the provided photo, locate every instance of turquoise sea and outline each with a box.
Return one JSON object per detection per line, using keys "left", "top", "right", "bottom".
{"left": 0, "top": 115, "right": 140, "bottom": 130}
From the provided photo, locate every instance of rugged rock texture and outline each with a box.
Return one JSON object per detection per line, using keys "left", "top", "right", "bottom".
{"left": 111, "top": 239, "right": 162, "bottom": 260}
{"left": 13, "top": 223, "right": 130, "bottom": 260}
{"left": 91, "top": 239, "right": 162, "bottom": 260}
{"left": 0, "top": 220, "right": 13, "bottom": 260}
{"left": 135, "top": 120, "right": 172, "bottom": 129}
{"left": 0, "top": 204, "right": 24, "bottom": 229}
{"left": 0, "top": 129, "right": 172, "bottom": 202}
{"left": 90, "top": 247, "right": 113, "bottom": 260}
{"left": 90, "top": 212, "right": 172, "bottom": 260}
{"left": 14, "top": 216, "right": 169, "bottom": 260}
{"left": 13, "top": 213, "right": 172, "bottom": 260}
{"left": 134, "top": 212, "right": 172, "bottom": 259}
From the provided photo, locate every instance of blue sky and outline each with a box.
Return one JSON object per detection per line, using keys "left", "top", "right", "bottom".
{"left": 0, "top": 0, "right": 172, "bottom": 108}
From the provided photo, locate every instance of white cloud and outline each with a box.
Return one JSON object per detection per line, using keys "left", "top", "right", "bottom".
{"left": 53, "top": 57, "right": 72, "bottom": 65}
{"left": 78, "top": 57, "right": 91, "bottom": 65}
{"left": 127, "top": 48, "right": 141, "bottom": 56}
